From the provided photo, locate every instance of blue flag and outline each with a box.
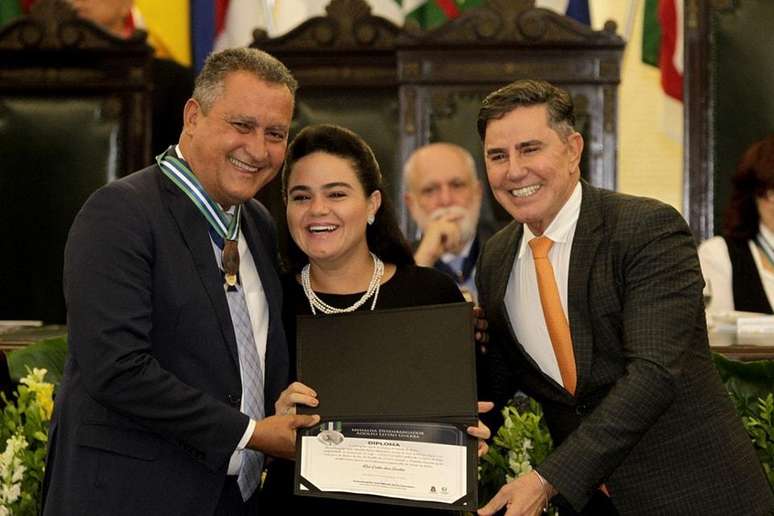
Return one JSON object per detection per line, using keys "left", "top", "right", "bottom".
{"left": 565, "top": 0, "right": 590, "bottom": 26}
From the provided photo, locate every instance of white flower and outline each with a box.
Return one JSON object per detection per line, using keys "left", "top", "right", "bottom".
{"left": 1, "top": 483, "right": 20, "bottom": 503}
{"left": 0, "top": 434, "right": 28, "bottom": 509}
{"left": 10, "top": 460, "right": 24, "bottom": 484}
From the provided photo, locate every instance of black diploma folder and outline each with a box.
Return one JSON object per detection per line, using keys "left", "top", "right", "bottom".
{"left": 294, "top": 301, "right": 478, "bottom": 511}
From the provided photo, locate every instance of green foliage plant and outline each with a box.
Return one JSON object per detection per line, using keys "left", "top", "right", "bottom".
{"left": 741, "top": 393, "right": 774, "bottom": 487}
{"left": 0, "top": 368, "right": 54, "bottom": 515}
{"left": 479, "top": 395, "right": 554, "bottom": 511}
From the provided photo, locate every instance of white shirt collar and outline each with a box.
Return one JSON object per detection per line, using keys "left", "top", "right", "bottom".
{"left": 760, "top": 222, "right": 774, "bottom": 246}
{"left": 517, "top": 182, "right": 582, "bottom": 259}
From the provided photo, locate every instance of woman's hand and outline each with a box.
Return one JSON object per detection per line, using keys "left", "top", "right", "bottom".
{"left": 275, "top": 381, "right": 318, "bottom": 416}
{"left": 468, "top": 401, "right": 494, "bottom": 457}
{"left": 473, "top": 306, "right": 489, "bottom": 353}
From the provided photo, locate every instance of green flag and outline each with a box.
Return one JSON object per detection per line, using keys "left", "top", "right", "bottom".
{"left": 0, "top": 0, "right": 22, "bottom": 27}
{"left": 641, "top": 0, "right": 661, "bottom": 67}
{"left": 399, "top": 0, "right": 484, "bottom": 31}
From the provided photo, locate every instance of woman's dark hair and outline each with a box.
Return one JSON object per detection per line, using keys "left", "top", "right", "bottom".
{"left": 281, "top": 124, "right": 414, "bottom": 272}
{"left": 723, "top": 135, "right": 774, "bottom": 240}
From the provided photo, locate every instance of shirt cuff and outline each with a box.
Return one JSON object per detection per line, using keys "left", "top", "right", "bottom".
{"left": 236, "top": 419, "right": 256, "bottom": 450}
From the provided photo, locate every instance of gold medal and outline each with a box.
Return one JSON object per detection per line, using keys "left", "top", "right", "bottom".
{"left": 222, "top": 239, "right": 240, "bottom": 287}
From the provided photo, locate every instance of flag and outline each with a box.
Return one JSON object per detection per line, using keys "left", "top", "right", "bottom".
{"left": 641, "top": 0, "right": 683, "bottom": 101}
{"left": 535, "top": 0, "right": 591, "bottom": 25}
{"left": 658, "top": 0, "right": 682, "bottom": 101}
{"left": 641, "top": 0, "right": 660, "bottom": 66}
{"left": 214, "top": 0, "right": 268, "bottom": 53}
{"left": 191, "top": 0, "right": 218, "bottom": 72}
{"left": 564, "top": 0, "right": 590, "bottom": 25}
{"left": 400, "top": 0, "right": 484, "bottom": 30}
{"left": 134, "top": 0, "right": 191, "bottom": 66}
{"left": 0, "top": 0, "right": 21, "bottom": 27}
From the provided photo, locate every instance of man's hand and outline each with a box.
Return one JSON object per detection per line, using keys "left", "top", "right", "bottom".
{"left": 478, "top": 471, "right": 555, "bottom": 516}
{"left": 247, "top": 413, "right": 320, "bottom": 460}
{"left": 414, "top": 215, "right": 463, "bottom": 266}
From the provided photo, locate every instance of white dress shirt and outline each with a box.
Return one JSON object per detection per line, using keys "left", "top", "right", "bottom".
{"left": 505, "top": 183, "right": 582, "bottom": 387}
{"left": 697, "top": 223, "right": 774, "bottom": 313}
{"left": 175, "top": 146, "right": 269, "bottom": 474}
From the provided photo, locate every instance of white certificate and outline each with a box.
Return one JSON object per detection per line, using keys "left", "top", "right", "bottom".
{"left": 297, "top": 421, "right": 467, "bottom": 505}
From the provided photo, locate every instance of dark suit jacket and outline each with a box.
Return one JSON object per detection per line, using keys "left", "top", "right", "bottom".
{"left": 477, "top": 182, "right": 773, "bottom": 514}
{"left": 41, "top": 164, "right": 289, "bottom": 515}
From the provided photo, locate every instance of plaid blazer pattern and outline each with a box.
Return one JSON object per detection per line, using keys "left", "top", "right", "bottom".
{"left": 476, "top": 182, "right": 774, "bottom": 514}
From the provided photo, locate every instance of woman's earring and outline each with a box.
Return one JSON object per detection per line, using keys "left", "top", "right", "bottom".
{"left": 367, "top": 214, "right": 375, "bottom": 226}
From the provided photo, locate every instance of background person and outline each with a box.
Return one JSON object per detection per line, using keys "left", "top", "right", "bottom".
{"left": 699, "top": 134, "right": 774, "bottom": 314}
{"left": 41, "top": 48, "right": 318, "bottom": 516}
{"left": 67, "top": 0, "right": 194, "bottom": 155}
{"left": 260, "top": 124, "right": 490, "bottom": 515}
{"left": 475, "top": 79, "right": 773, "bottom": 515}
{"left": 404, "top": 142, "right": 485, "bottom": 302}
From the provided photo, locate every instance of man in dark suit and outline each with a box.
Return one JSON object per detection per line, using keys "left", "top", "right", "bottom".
{"left": 475, "top": 80, "right": 773, "bottom": 515}
{"left": 41, "top": 48, "right": 319, "bottom": 515}
{"left": 404, "top": 142, "right": 485, "bottom": 302}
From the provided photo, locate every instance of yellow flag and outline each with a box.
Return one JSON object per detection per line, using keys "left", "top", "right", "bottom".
{"left": 134, "top": 0, "right": 191, "bottom": 66}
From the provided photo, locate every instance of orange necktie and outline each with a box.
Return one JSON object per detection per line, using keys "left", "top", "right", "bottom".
{"left": 529, "top": 236, "right": 577, "bottom": 395}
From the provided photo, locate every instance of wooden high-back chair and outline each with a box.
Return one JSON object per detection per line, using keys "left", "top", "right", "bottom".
{"left": 0, "top": 0, "right": 153, "bottom": 323}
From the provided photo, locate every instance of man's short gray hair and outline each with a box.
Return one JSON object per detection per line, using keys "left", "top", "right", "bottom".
{"left": 192, "top": 48, "right": 298, "bottom": 113}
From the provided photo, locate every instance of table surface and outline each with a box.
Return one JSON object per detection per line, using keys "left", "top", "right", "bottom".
{"left": 0, "top": 326, "right": 771, "bottom": 360}
{"left": 709, "top": 330, "right": 774, "bottom": 361}
{"left": 0, "top": 325, "right": 67, "bottom": 350}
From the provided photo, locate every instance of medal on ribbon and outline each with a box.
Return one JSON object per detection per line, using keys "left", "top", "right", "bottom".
{"left": 223, "top": 240, "right": 239, "bottom": 287}
{"left": 156, "top": 147, "right": 243, "bottom": 288}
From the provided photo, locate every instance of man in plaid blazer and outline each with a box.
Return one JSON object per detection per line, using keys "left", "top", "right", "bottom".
{"left": 475, "top": 80, "right": 773, "bottom": 515}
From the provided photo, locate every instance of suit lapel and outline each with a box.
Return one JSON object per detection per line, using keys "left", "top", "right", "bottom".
{"left": 160, "top": 169, "right": 241, "bottom": 370}
{"left": 567, "top": 182, "right": 604, "bottom": 397}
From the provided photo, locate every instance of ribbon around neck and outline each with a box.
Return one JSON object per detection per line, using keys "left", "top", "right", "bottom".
{"left": 156, "top": 147, "right": 241, "bottom": 242}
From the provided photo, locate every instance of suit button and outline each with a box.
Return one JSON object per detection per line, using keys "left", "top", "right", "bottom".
{"left": 575, "top": 404, "right": 587, "bottom": 416}
{"left": 227, "top": 394, "right": 241, "bottom": 407}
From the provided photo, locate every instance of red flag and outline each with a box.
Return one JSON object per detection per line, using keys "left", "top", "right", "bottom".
{"left": 658, "top": 0, "right": 683, "bottom": 101}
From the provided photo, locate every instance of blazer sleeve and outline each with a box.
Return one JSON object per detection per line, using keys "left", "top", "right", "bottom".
{"left": 64, "top": 180, "right": 249, "bottom": 472}
{"left": 536, "top": 201, "right": 705, "bottom": 509}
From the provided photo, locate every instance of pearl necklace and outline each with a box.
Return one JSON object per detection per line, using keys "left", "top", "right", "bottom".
{"left": 301, "top": 253, "right": 384, "bottom": 315}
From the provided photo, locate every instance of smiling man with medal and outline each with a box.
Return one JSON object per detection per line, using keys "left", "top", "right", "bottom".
{"left": 42, "top": 48, "right": 320, "bottom": 516}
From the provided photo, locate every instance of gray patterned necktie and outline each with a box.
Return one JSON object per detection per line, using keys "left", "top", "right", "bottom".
{"left": 219, "top": 215, "right": 265, "bottom": 501}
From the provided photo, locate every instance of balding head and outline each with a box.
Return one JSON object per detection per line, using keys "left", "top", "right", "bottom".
{"left": 68, "top": 0, "right": 134, "bottom": 38}
{"left": 403, "top": 143, "right": 482, "bottom": 245}
{"left": 404, "top": 143, "right": 477, "bottom": 192}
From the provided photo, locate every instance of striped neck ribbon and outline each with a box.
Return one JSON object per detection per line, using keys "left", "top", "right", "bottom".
{"left": 155, "top": 147, "right": 241, "bottom": 243}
